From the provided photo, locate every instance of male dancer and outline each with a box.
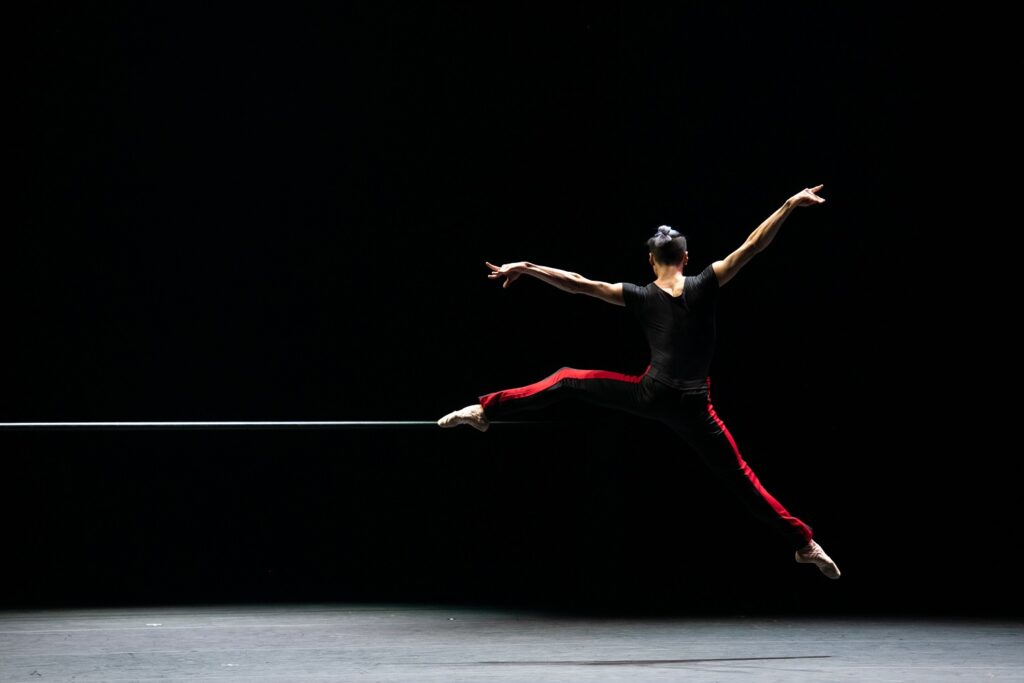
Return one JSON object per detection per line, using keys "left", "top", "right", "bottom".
{"left": 439, "top": 185, "right": 840, "bottom": 578}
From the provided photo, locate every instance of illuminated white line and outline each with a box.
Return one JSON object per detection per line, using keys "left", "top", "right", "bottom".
{"left": 0, "top": 421, "right": 527, "bottom": 430}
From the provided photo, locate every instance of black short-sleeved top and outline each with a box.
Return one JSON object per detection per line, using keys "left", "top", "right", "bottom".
{"left": 622, "top": 264, "right": 720, "bottom": 392}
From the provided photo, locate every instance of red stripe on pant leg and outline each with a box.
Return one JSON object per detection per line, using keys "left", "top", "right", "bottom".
{"left": 479, "top": 368, "right": 642, "bottom": 410}
{"left": 706, "top": 401, "right": 814, "bottom": 544}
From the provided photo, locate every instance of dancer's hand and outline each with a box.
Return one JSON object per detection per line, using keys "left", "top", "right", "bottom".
{"left": 789, "top": 184, "right": 826, "bottom": 207}
{"left": 486, "top": 261, "right": 529, "bottom": 288}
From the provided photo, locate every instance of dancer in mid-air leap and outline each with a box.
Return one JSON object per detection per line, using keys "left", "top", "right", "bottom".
{"left": 439, "top": 185, "right": 840, "bottom": 578}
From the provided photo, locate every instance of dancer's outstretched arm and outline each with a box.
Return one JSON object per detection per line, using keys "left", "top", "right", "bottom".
{"left": 712, "top": 184, "right": 826, "bottom": 287}
{"left": 485, "top": 261, "right": 624, "bottom": 306}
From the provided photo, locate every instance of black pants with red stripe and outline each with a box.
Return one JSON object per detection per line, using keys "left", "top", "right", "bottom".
{"left": 479, "top": 367, "right": 813, "bottom": 550}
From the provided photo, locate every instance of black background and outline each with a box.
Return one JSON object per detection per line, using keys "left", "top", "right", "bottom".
{"left": 7, "top": 3, "right": 1016, "bottom": 617}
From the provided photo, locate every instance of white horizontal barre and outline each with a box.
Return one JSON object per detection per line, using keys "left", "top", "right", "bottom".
{"left": 0, "top": 421, "right": 528, "bottom": 430}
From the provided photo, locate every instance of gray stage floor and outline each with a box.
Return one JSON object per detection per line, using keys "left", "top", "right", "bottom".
{"left": 1, "top": 604, "right": 1022, "bottom": 682}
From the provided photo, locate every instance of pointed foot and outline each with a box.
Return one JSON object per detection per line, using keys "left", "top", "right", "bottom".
{"left": 437, "top": 405, "right": 490, "bottom": 432}
{"left": 795, "top": 540, "right": 841, "bottom": 579}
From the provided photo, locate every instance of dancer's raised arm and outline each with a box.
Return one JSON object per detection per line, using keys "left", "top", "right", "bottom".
{"left": 712, "top": 184, "right": 826, "bottom": 287}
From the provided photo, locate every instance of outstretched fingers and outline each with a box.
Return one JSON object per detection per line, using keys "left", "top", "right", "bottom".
{"left": 485, "top": 261, "right": 520, "bottom": 287}
{"left": 795, "top": 184, "right": 826, "bottom": 205}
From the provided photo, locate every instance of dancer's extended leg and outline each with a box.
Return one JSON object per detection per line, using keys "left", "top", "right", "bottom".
{"left": 438, "top": 367, "right": 651, "bottom": 431}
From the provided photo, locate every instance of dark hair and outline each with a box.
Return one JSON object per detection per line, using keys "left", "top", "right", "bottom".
{"left": 647, "top": 225, "right": 687, "bottom": 265}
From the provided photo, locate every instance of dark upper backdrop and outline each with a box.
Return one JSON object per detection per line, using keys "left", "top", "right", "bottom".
{"left": 8, "top": 4, "right": 1015, "bottom": 616}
